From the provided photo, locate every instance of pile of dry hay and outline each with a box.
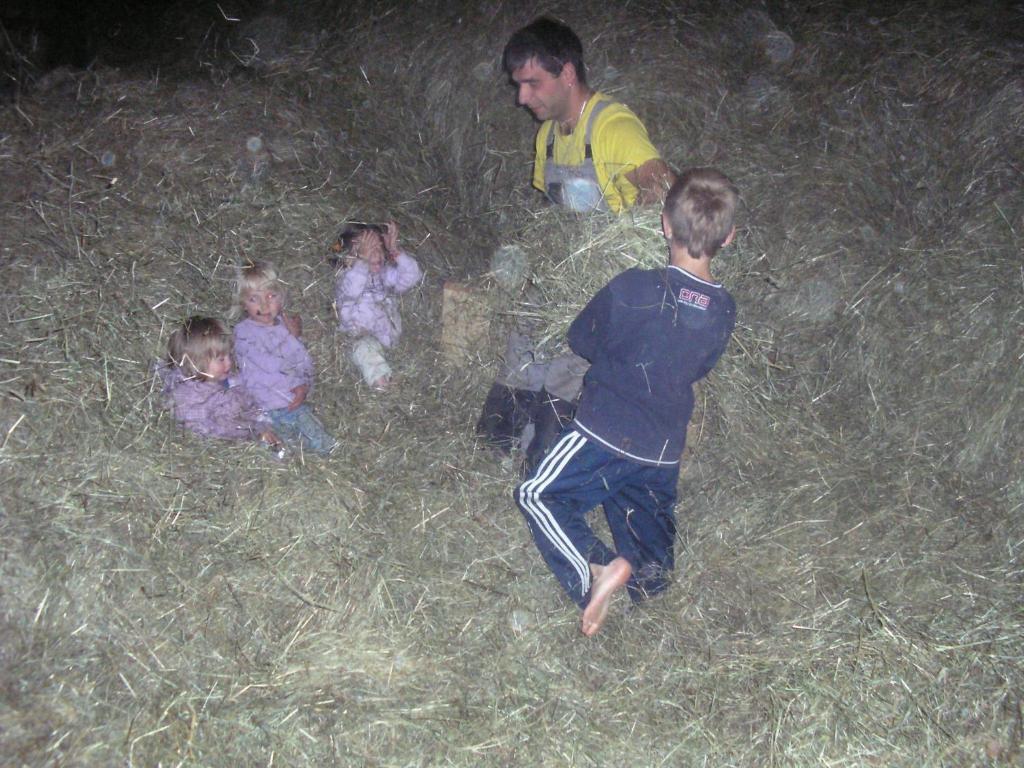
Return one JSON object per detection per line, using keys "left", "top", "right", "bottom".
{"left": 1, "top": 1, "right": 1022, "bottom": 765}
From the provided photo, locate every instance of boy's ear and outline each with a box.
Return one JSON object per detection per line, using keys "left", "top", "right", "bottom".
{"left": 661, "top": 211, "right": 672, "bottom": 240}
{"left": 723, "top": 226, "right": 736, "bottom": 247}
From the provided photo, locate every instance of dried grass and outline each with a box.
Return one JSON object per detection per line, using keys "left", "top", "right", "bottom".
{"left": 1, "top": 1, "right": 1022, "bottom": 766}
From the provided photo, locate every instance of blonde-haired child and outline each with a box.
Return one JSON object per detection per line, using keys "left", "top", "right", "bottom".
{"left": 232, "top": 260, "right": 338, "bottom": 455}
{"left": 161, "top": 316, "right": 281, "bottom": 448}
{"left": 334, "top": 221, "right": 422, "bottom": 390}
{"left": 516, "top": 168, "right": 739, "bottom": 637}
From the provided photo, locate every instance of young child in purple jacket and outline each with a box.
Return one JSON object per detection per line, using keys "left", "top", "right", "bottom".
{"left": 232, "top": 261, "right": 338, "bottom": 455}
{"left": 334, "top": 221, "right": 423, "bottom": 391}
{"left": 160, "top": 316, "right": 282, "bottom": 449}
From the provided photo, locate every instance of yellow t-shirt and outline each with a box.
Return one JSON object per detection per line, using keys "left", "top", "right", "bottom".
{"left": 532, "top": 93, "right": 661, "bottom": 213}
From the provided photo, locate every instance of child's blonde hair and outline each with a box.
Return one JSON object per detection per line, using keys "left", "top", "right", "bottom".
{"left": 232, "top": 260, "right": 286, "bottom": 318}
{"left": 168, "top": 316, "right": 231, "bottom": 378}
{"left": 664, "top": 168, "right": 739, "bottom": 260}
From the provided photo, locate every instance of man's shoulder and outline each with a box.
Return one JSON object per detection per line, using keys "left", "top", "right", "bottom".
{"left": 534, "top": 96, "right": 647, "bottom": 146}
{"left": 590, "top": 94, "right": 647, "bottom": 132}
{"left": 588, "top": 95, "right": 659, "bottom": 172}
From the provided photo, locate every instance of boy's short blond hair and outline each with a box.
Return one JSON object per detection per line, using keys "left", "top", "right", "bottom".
{"left": 168, "top": 316, "right": 230, "bottom": 378}
{"left": 664, "top": 168, "right": 739, "bottom": 259}
{"left": 233, "top": 260, "right": 286, "bottom": 316}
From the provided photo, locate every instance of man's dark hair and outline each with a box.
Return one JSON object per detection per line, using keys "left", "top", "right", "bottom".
{"left": 502, "top": 17, "right": 587, "bottom": 85}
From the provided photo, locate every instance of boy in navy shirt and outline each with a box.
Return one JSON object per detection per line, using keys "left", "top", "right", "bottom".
{"left": 515, "top": 168, "right": 739, "bottom": 636}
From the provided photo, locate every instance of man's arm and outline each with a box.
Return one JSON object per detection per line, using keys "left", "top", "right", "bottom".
{"left": 594, "top": 107, "right": 672, "bottom": 211}
{"left": 624, "top": 158, "right": 676, "bottom": 206}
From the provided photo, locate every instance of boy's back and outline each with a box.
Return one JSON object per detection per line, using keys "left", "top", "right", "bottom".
{"left": 569, "top": 265, "right": 735, "bottom": 467}
{"left": 514, "top": 167, "right": 740, "bottom": 637}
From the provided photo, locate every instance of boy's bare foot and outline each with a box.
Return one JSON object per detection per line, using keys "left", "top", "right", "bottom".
{"left": 581, "top": 557, "right": 632, "bottom": 637}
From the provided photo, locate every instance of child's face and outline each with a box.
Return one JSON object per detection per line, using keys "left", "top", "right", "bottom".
{"left": 354, "top": 230, "right": 386, "bottom": 273}
{"left": 243, "top": 287, "right": 283, "bottom": 325}
{"left": 200, "top": 351, "right": 232, "bottom": 383}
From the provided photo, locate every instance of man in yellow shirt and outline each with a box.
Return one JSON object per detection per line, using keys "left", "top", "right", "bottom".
{"left": 480, "top": 19, "right": 675, "bottom": 479}
{"left": 503, "top": 17, "right": 675, "bottom": 213}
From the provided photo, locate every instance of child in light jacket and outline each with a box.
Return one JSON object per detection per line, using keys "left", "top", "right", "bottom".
{"left": 233, "top": 261, "right": 338, "bottom": 455}
{"left": 334, "top": 221, "right": 422, "bottom": 390}
{"left": 159, "top": 315, "right": 281, "bottom": 449}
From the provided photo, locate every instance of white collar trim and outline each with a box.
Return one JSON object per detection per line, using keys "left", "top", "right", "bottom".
{"left": 668, "top": 264, "right": 720, "bottom": 288}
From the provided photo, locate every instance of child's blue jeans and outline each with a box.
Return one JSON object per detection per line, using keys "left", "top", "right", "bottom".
{"left": 268, "top": 404, "right": 337, "bottom": 456}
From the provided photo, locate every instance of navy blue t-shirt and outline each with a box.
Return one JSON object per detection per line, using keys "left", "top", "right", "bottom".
{"left": 569, "top": 265, "right": 735, "bottom": 466}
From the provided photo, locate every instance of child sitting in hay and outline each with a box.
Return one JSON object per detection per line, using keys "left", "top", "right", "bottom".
{"left": 232, "top": 260, "right": 338, "bottom": 456}
{"left": 333, "top": 221, "right": 423, "bottom": 391}
{"left": 515, "top": 168, "right": 739, "bottom": 637}
{"left": 159, "top": 316, "right": 283, "bottom": 451}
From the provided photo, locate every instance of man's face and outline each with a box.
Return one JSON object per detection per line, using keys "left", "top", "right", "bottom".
{"left": 511, "top": 58, "right": 573, "bottom": 123}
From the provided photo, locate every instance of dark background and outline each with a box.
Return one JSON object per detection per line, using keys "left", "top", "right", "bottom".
{"left": 2, "top": 0, "right": 175, "bottom": 69}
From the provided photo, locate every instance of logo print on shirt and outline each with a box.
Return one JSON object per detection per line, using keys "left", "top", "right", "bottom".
{"left": 678, "top": 287, "right": 710, "bottom": 310}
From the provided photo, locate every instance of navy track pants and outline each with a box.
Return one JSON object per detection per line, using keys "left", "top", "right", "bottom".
{"left": 514, "top": 429, "right": 680, "bottom": 608}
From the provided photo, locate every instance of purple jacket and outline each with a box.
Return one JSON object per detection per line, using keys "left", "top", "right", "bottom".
{"left": 160, "top": 366, "right": 264, "bottom": 441}
{"left": 233, "top": 317, "right": 314, "bottom": 410}
{"left": 336, "top": 251, "right": 422, "bottom": 348}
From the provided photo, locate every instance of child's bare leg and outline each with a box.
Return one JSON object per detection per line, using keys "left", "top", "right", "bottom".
{"left": 581, "top": 557, "right": 632, "bottom": 637}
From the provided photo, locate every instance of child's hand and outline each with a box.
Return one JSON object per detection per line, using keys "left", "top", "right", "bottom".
{"left": 287, "top": 384, "right": 309, "bottom": 411}
{"left": 383, "top": 220, "right": 400, "bottom": 261}
{"left": 281, "top": 312, "right": 303, "bottom": 338}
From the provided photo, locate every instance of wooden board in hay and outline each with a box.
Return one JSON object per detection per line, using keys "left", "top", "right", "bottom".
{"left": 439, "top": 280, "right": 493, "bottom": 366}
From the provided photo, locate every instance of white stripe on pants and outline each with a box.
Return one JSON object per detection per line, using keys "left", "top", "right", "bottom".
{"left": 516, "top": 429, "right": 592, "bottom": 599}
